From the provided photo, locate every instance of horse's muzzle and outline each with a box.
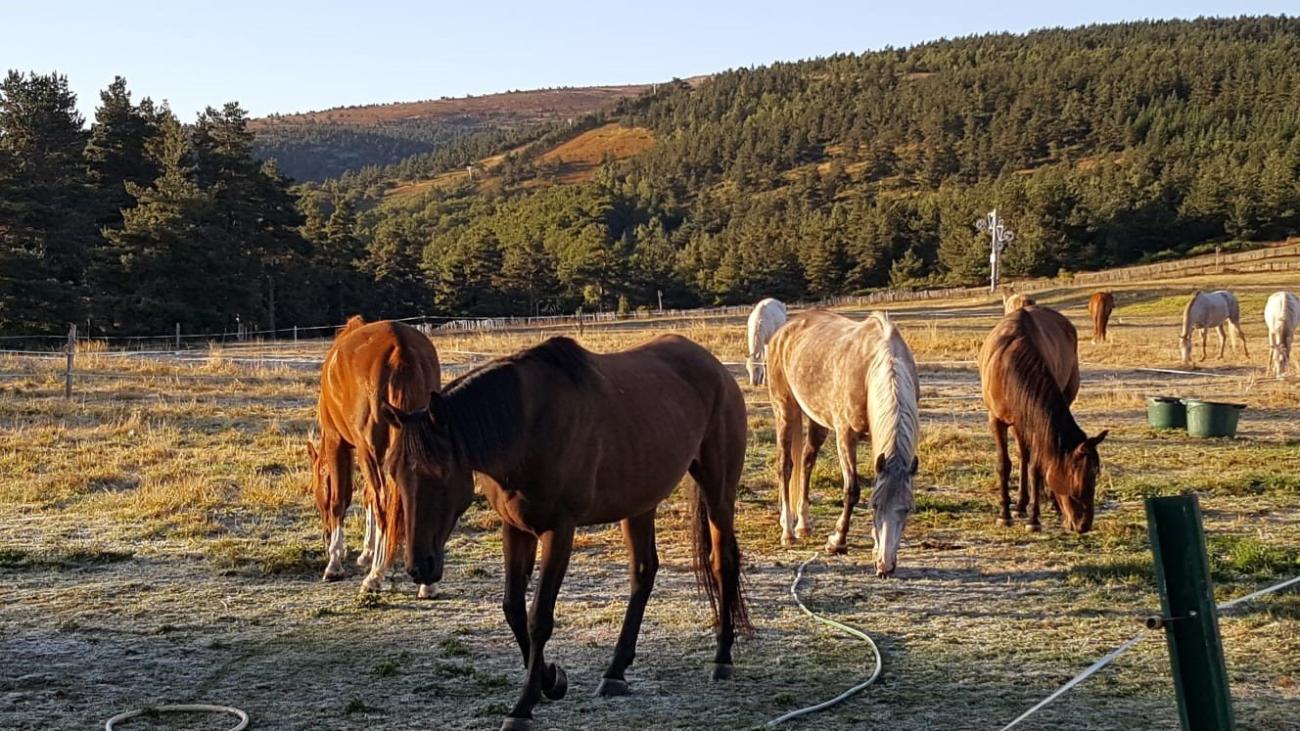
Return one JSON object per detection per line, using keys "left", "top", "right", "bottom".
{"left": 408, "top": 554, "right": 444, "bottom": 584}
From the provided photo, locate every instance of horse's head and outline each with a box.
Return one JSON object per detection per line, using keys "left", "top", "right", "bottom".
{"left": 1178, "top": 333, "right": 1193, "bottom": 364}
{"left": 381, "top": 396, "right": 474, "bottom": 586}
{"left": 305, "top": 438, "right": 336, "bottom": 541}
{"left": 1052, "top": 430, "right": 1108, "bottom": 533}
{"left": 870, "top": 453, "right": 918, "bottom": 578}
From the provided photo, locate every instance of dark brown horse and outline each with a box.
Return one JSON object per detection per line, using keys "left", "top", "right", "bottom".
{"left": 390, "top": 335, "right": 749, "bottom": 731}
{"left": 1088, "top": 291, "right": 1115, "bottom": 343}
{"left": 979, "top": 306, "right": 1107, "bottom": 533}
{"left": 307, "top": 316, "right": 441, "bottom": 596}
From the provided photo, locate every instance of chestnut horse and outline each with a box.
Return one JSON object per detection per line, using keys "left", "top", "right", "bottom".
{"left": 1088, "top": 291, "right": 1114, "bottom": 343}
{"left": 980, "top": 305, "right": 1107, "bottom": 533}
{"left": 766, "top": 310, "right": 919, "bottom": 575}
{"left": 307, "top": 317, "right": 440, "bottom": 597}
{"left": 391, "top": 335, "right": 749, "bottom": 731}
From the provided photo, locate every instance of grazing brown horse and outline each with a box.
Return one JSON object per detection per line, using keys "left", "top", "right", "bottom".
{"left": 391, "top": 335, "right": 750, "bottom": 731}
{"left": 1088, "top": 291, "right": 1115, "bottom": 343}
{"left": 766, "top": 310, "right": 919, "bottom": 575}
{"left": 979, "top": 306, "right": 1107, "bottom": 533}
{"left": 307, "top": 316, "right": 441, "bottom": 596}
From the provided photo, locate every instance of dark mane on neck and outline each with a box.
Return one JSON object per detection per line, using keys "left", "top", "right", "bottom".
{"left": 438, "top": 337, "right": 594, "bottom": 468}
{"left": 999, "top": 315, "right": 1086, "bottom": 461}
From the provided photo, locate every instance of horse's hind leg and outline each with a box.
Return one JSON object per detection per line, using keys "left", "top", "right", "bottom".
{"left": 358, "top": 449, "right": 390, "bottom": 593}
{"left": 991, "top": 418, "right": 1013, "bottom": 527}
{"left": 597, "top": 510, "right": 658, "bottom": 697}
{"left": 358, "top": 503, "right": 376, "bottom": 567}
{"left": 798, "top": 421, "right": 829, "bottom": 540}
{"left": 1012, "top": 426, "right": 1030, "bottom": 519}
{"left": 1233, "top": 321, "right": 1249, "bottom": 358}
{"left": 1216, "top": 324, "right": 1227, "bottom": 360}
{"left": 689, "top": 428, "right": 748, "bottom": 683}
{"left": 825, "top": 427, "right": 860, "bottom": 554}
{"left": 1027, "top": 466, "right": 1045, "bottom": 532}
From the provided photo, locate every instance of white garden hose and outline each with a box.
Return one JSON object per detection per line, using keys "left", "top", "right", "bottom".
{"left": 104, "top": 703, "right": 249, "bottom": 731}
{"left": 766, "top": 553, "right": 883, "bottom": 726}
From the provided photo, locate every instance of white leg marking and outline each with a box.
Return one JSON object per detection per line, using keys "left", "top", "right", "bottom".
{"left": 357, "top": 505, "right": 375, "bottom": 567}
{"left": 324, "top": 525, "right": 346, "bottom": 578}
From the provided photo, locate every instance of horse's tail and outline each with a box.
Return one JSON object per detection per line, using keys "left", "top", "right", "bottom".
{"left": 690, "top": 482, "right": 753, "bottom": 636}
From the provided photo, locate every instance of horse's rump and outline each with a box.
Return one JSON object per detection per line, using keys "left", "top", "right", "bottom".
{"left": 980, "top": 305, "right": 1080, "bottom": 418}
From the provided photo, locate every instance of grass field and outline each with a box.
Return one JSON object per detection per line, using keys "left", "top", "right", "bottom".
{"left": 1, "top": 271, "right": 1298, "bottom": 730}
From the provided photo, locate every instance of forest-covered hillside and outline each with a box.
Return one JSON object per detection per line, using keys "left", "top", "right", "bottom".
{"left": 250, "top": 85, "right": 655, "bottom": 181}
{"left": 5, "top": 17, "right": 1300, "bottom": 335}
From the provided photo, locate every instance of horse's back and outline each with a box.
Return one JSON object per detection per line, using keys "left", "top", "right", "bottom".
{"left": 1266, "top": 291, "right": 1300, "bottom": 330}
{"left": 981, "top": 306, "right": 1079, "bottom": 410}
{"left": 319, "top": 320, "right": 441, "bottom": 439}
{"left": 767, "top": 309, "right": 891, "bottom": 430}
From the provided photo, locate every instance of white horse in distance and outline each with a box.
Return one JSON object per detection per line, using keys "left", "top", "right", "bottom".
{"left": 1179, "top": 290, "right": 1248, "bottom": 365}
{"left": 1264, "top": 291, "right": 1299, "bottom": 378}
{"left": 746, "top": 298, "right": 787, "bottom": 385}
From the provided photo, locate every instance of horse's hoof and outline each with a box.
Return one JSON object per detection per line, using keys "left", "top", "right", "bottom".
{"left": 824, "top": 542, "right": 848, "bottom": 555}
{"left": 595, "top": 677, "right": 630, "bottom": 697}
{"left": 359, "top": 577, "right": 383, "bottom": 593}
{"left": 796, "top": 526, "right": 813, "bottom": 540}
{"left": 416, "top": 584, "right": 433, "bottom": 600}
{"left": 996, "top": 517, "right": 1012, "bottom": 528}
{"left": 710, "top": 663, "right": 734, "bottom": 681}
{"left": 1026, "top": 523, "right": 1042, "bottom": 533}
{"left": 1014, "top": 508, "right": 1027, "bottom": 519}
{"left": 500, "top": 718, "right": 534, "bottom": 731}
{"left": 356, "top": 553, "right": 373, "bottom": 568}
{"left": 780, "top": 534, "right": 796, "bottom": 547}
{"left": 542, "top": 663, "right": 567, "bottom": 701}
{"left": 322, "top": 570, "right": 345, "bottom": 582}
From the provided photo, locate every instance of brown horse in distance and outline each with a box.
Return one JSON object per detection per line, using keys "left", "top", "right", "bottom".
{"left": 390, "top": 335, "right": 750, "bottom": 731}
{"left": 979, "top": 305, "right": 1107, "bottom": 533}
{"left": 1089, "top": 291, "right": 1115, "bottom": 343}
{"left": 307, "top": 316, "right": 441, "bottom": 596}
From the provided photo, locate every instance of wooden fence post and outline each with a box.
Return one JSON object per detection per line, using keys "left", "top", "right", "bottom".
{"left": 64, "top": 324, "right": 76, "bottom": 400}
{"left": 1145, "top": 494, "right": 1234, "bottom": 731}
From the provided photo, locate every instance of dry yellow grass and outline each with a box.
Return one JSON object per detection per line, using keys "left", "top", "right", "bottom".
{"left": 1, "top": 272, "right": 1298, "bottom": 729}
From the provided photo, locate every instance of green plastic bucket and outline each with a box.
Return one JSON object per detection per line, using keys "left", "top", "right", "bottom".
{"left": 1146, "top": 396, "right": 1187, "bottom": 430}
{"left": 1184, "top": 399, "right": 1246, "bottom": 438}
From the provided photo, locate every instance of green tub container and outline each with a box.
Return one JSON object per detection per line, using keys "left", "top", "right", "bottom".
{"left": 1184, "top": 399, "right": 1246, "bottom": 438}
{"left": 1146, "top": 396, "right": 1187, "bottom": 430}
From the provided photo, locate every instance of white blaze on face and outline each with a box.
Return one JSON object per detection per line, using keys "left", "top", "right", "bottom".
{"left": 872, "top": 507, "right": 906, "bottom": 576}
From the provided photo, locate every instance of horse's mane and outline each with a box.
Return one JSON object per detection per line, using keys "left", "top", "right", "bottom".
{"left": 866, "top": 313, "right": 919, "bottom": 511}
{"left": 1181, "top": 291, "right": 1202, "bottom": 331}
{"left": 997, "top": 312, "right": 1086, "bottom": 460}
{"left": 424, "top": 337, "right": 595, "bottom": 468}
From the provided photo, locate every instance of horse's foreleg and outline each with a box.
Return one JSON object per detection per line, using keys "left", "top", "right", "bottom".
{"left": 774, "top": 404, "right": 799, "bottom": 546}
{"left": 322, "top": 439, "right": 353, "bottom": 581}
{"left": 358, "top": 455, "right": 389, "bottom": 593}
{"left": 504, "top": 523, "right": 574, "bottom": 730}
{"left": 798, "top": 422, "right": 829, "bottom": 540}
{"left": 1013, "top": 427, "right": 1030, "bottom": 519}
{"left": 597, "top": 510, "right": 658, "bottom": 697}
{"left": 358, "top": 504, "right": 376, "bottom": 567}
{"left": 991, "top": 419, "right": 1012, "bottom": 526}
{"left": 825, "top": 428, "right": 859, "bottom": 554}
{"left": 1234, "top": 321, "right": 1249, "bottom": 358}
{"left": 502, "top": 523, "right": 538, "bottom": 667}
{"left": 1028, "top": 467, "right": 1044, "bottom": 532}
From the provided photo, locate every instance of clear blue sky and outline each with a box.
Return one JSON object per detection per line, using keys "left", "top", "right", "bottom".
{"left": 6, "top": 1, "right": 1293, "bottom": 121}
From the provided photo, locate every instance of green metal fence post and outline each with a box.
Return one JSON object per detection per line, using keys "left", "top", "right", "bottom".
{"left": 1145, "top": 493, "right": 1234, "bottom": 731}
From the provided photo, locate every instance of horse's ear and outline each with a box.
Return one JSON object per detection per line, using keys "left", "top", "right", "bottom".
{"left": 910, "top": 456, "right": 919, "bottom": 475}
{"left": 875, "top": 453, "right": 886, "bottom": 474}
{"left": 305, "top": 440, "right": 318, "bottom": 462}
{"left": 1088, "top": 430, "right": 1110, "bottom": 448}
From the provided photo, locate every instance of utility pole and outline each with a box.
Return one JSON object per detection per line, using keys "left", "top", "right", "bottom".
{"left": 975, "top": 209, "right": 1015, "bottom": 293}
